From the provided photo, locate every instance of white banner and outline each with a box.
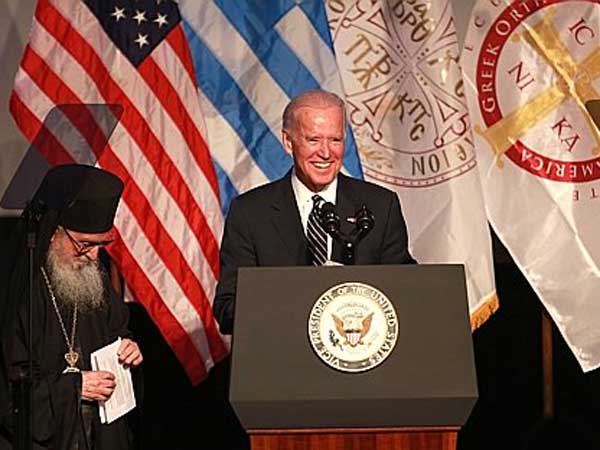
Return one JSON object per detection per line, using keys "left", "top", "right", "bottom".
{"left": 327, "top": 0, "right": 497, "bottom": 327}
{"left": 462, "top": 0, "right": 600, "bottom": 371}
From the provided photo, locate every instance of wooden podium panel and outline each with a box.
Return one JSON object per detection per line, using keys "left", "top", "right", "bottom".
{"left": 249, "top": 426, "right": 458, "bottom": 450}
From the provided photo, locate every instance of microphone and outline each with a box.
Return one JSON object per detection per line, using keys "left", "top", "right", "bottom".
{"left": 317, "top": 201, "right": 340, "bottom": 235}
{"left": 24, "top": 198, "right": 46, "bottom": 226}
{"left": 31, "top": 198, "right": 46, "bottom": 215}
{"left": 354, "top": 205, "right": 375, "bottom": 235}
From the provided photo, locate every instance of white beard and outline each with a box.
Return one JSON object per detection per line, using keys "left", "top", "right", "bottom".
{"left": 46, "top": 245, "right": 107, "bottom": 313}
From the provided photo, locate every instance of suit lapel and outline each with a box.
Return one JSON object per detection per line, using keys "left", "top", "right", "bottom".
{"left": 270, "top": 175, "right": 310, "bottom": 265}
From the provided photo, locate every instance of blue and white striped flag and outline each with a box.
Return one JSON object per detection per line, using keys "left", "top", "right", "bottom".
{"left": 180, "top": 1, "right": 362, "bottom": 215}
{"left": 180, "top": 0, "right": 497, "bottom": 329}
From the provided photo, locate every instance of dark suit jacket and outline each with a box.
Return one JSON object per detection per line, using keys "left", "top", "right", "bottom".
{"left": 213, "top": 173, "right": 415, "bottom": 333}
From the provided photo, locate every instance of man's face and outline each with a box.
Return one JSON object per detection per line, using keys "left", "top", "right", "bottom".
{"left": 282, "top": 105, "right": 345, "bottom": 192}
{"left": 50, "top": 228, "right": 114, "bottom": 269}
{"left": 47, "top": 227, "right": 113, "bottom": 311}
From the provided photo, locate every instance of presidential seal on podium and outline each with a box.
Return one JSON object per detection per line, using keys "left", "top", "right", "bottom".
{"left": 308, "top": 282, "right": 398, "bottom": 373}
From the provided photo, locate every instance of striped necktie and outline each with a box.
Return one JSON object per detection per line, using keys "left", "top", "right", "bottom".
{"left": 307, "top": 195, "right": 328, "bottom": 266}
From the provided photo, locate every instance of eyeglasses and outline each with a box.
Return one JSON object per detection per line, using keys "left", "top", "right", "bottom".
{"left": 61, "top": 227, "right": 114, "bottom": 256}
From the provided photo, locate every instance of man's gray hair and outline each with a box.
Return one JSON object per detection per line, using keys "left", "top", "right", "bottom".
{"left": 282, "top": 90, "right": 346, "bottom": 132}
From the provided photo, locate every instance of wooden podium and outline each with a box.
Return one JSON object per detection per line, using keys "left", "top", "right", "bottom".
{"left": 230, "top": 265, "right": 477, "bottom": 450}
{"left": 248, "top": 426, "right": 459, "bottom": 450}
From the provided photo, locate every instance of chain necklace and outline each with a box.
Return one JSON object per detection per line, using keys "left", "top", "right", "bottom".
{"left": 41, "top": 267, "right": 80, "bottom": 373}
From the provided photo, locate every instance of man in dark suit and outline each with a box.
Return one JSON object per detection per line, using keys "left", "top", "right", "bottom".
{"left": 213, "top": 90, "right": 415, "bottom": 334}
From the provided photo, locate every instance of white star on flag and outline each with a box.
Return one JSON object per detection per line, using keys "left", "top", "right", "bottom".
{"left": 133, "top": 9, "right": 147, "bottom": 25}
{"left": 111, "top": 6, "right": 126, "bottom": 22}
{"left": 154, "top": 13, "right": 168, "bottom": 28}
{"left": 134, "top": 33, "right": 149, "bottom": 48}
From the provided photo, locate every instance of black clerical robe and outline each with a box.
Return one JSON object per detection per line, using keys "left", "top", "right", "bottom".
{"left": 7, "top": 274, "right": 132, "bottom": 450}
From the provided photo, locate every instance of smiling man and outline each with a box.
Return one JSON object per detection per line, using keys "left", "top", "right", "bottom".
{"left": 213, "top": 90, "right": 415, "bottom": 334}
{"left": 0, "top": 164, "right": 142, "bottom": 450}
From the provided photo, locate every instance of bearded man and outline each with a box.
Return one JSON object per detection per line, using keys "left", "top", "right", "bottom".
{"left": 0, "top": 164, "right": 142, "bottom": 450}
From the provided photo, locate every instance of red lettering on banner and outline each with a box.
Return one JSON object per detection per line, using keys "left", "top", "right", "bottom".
{"left": 568, "top": 18, "right": 595, "bottom": 45}
{"left": 552, "top": 117, "right": 581, "bottom": 152}
{"left": 508, "top": 61, "right": 535, "bottom": 91}
{"left": 475, "top": 0, "right": 600, "bottom": 183}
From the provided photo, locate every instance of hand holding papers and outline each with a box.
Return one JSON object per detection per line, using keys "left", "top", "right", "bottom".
{"left": 91, "top": 338, "right": 136, "bottom": 424}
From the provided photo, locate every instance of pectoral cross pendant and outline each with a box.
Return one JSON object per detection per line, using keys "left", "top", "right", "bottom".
{"left": 63, "top": 351, "right": 80, "bottom": 373}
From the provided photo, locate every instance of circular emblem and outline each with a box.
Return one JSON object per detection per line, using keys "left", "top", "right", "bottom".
{"left": 327, "top": 1, "right": 476, "bottom": 188}
{"left": 308, "top": 282, "right": 398, "bottom": 373}
{"left": 465, "top": 0, "right": 600, "bottom": 183}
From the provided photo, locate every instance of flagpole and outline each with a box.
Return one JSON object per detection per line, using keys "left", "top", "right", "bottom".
{"left": 541, "top": 309, "right": 554, "bottom": 419}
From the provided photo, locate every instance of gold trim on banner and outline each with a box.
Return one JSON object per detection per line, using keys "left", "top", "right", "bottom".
{"left": 518, "top": 8, "right": 600, "bottom": 153}
{"left": 474, "top": 85, "right": 566, "bottom": 166}
{"left": 470, "top": 292, "right": 500, "bottom": 331}
{"left": 476, "top": 7, "right": 600, "bottom": 164}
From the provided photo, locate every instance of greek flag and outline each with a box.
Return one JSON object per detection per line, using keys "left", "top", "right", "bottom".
{"left": 180, "top": 1, "right": 363, "bottom": 214}
{"left": 181, "top": 1, "right": 498, "bottom": 331}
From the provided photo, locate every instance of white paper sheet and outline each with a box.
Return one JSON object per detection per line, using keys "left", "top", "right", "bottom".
{"left": 90, "top": 337, "right": 136, "bottom": 424}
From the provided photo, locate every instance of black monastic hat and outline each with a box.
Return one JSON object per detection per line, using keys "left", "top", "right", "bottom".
{"left": 32, "top": 164, "right": 124, "bottom": 233}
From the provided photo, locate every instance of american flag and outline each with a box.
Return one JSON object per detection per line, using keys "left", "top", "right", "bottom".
{"left": 10, "top": 0, "right": 229, "bottom": 384}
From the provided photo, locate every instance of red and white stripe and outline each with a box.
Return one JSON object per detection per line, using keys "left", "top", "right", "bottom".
{"left": 10, "top": 0, "right": 229, "bottom": 383}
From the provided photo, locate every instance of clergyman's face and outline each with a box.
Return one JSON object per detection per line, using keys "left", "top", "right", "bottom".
{"left": 50, "top": 228, "right": 114, "bottom": 269}
{"left": 282, "top": 105, "right": 345, "bottom": 192}
{"left": 46, "top": 228, "right": 112, "bottom": 311}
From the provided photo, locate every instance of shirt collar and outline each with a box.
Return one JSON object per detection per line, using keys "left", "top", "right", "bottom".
{"left": 291, "top": 170, "right": 338, "bottom": 208}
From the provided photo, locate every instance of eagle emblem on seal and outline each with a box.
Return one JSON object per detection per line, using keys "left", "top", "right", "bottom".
{"left": 332, "top": 312, "right": 374, "bottom": 347}
{"left": 308, "top": 282, "right": 398, "bottom": 372}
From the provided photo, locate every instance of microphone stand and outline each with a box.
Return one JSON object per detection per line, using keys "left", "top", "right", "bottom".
{"left": 13, "top": 205, "right": 35, "bottom": 450}
{"left": 318, "top": 203, "right": 375, "bottom": 265}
